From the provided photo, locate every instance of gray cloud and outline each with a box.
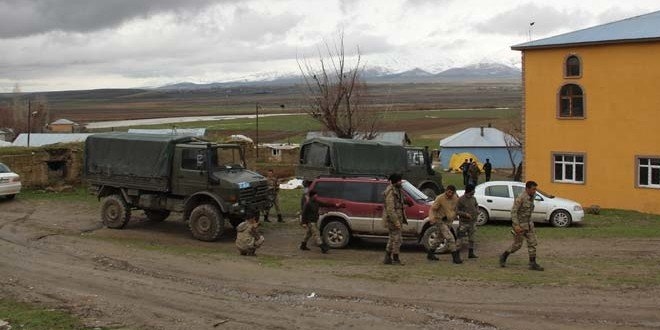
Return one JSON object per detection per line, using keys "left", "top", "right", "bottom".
{"left": 0, "top": 0, "right": 223, "bottom": 38}
{"left": 475, "top": 3, "right": 592, "bottom": 36}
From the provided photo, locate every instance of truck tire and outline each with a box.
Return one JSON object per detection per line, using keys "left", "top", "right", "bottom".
{"left": 101, "top": 194, "right": 131, "bottom": 229}
{"left": 422, "top": 187, "right": 437, "bottom": 199}
{"left": 144, "top": 209, "right": 170, "bottom": 222}
{"left": 188, "top": 204, "right": 224, "bottom": 242}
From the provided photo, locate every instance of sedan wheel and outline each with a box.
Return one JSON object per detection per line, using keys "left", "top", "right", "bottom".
{"left": 550, "top": 210, "right": 572, "bottom": 228}
{"left": 476, "top": 207, "right": 489, "bottom": 226}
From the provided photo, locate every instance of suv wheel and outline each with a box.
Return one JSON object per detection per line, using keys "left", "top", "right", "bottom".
{"left": 322, "top": 220, "right": 350, "bottom": 248}
{"left": 189, "top": 204, "right": 224, "bottom": 241}
{"left": 101, "top": 194, "right": 131, "bottom": 229}
{"left": 421, "top": 225, "right": 449, "bottom": 253}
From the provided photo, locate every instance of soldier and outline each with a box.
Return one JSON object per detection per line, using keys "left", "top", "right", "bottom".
{"left": 483, "top": 159, "right": 493, "bottom": 182}
{"left": 382, "top": 173, "right": 412, "bottom": 265}
{"left": 300, "top": 189, "right": 341, "bottom": 253}
{"left": 460, "top": 159, "right": 470, "bottom": 186}
{"left": 456, "top": 184, "right": 479, "bottom": 259}
{"left": 468, "top": 160, "right": 480, "bottom": 186}
{"left": 235, "top": 211, "right": 264, "bottom": 256}
{"left": 263, "top": 169, "right": 283, "bottom": 223}
{"left": 499, "top": 180, "right": 544, "bottom": 271}
{"left": 428, "top": 185, "right": 463, "bottom": 264}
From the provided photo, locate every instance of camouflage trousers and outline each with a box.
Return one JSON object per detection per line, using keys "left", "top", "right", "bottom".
{"left": 236, "top": 235, "right": 265, "bottom": 255}
{"left": 457, "top": 221, "right": 477, "bottom": 249}
{"left": 302, "top": 223, "right": 322, "bottom": 246}
{"left": 506, "top": 225, "right": 538, "bottom": 257}
{"left": 264, "top": 194, "right": 281, "bottom": 216}
{"left": 386, "top": 228, "right": 402, "bottom": 254}
{"left": 430, "top": 223, "right": 457, "bottom": 252}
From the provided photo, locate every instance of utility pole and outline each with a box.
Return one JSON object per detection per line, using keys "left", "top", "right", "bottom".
{"left": 27, "top": 99, "right": 31, "bottom": 147}
{"left": 255, "top": 102, "right": 260, "bottom": 160}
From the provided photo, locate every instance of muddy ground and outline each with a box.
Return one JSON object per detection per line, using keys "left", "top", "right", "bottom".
{"left": 1, "top": 198, "right": 660, "bottom": 330}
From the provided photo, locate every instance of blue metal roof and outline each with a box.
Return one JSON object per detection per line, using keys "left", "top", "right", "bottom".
{"left": 512, "top": 10, "right": 660, "bottom": 50}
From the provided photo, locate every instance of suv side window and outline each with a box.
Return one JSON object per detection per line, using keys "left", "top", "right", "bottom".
{"left": 343, "top": 182, "right": 376, "bottom": 203}
{"left": 374, "top": 183, "right": 388, "bottom": 203}
{"left": 485, "top": 185, "right": 510, "bottom": 198}
{"left": 313, "top": 181, "right": 344, "bottom": 199}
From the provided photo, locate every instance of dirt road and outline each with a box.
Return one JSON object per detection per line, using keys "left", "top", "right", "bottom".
{"left": 1, "top": 198, "right": 659, "bottom": 330}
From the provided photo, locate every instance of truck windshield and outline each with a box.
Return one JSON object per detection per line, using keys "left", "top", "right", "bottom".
{"left": 212, "top": 147, "right": 245, "bottom": 170}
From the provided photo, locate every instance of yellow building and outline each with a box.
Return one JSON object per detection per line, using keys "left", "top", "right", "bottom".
{"left": 512, "top": 11, "right": 660, "bottom": 214}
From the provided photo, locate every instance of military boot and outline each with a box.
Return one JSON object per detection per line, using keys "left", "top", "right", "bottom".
{"left": 263, "top": 214, "right": 271, "bottom": 222}
{"left": 427, "top": 250, "right": 439, "bottom": 261}
{"left": 528, "top": 256, "right": 544, "bottom": 271}
{"left": 320, "top": 243, "right": 329, "bottom": 254}
{"left": 451, "top": 251, "right": 463, "bottom": 264}
{"left": 299, "top": 242, "right": 310, "bottom": 251}
{"left": 499, "top": 251, "right": 510, "bottom": 267}
{"left": 277, "top": 214, "right": 284, "bottom": 223}
{"left": 383, "top": 252, "right": 393, "bottom": 265}
{"left": 468, "top": 248, "right": 478, "bottom": 259}
{"left": 392, "top": 254, "right": 404, "bottom": 265}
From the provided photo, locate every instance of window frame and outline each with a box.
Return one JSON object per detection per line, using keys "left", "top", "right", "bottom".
{"left": 557, "top": 83, "right": 586, "bottom": 119}
{"left": 552, "top": 152, "right": 586, "bottom": 184}
{"left": 564, "top": 54, "right": 582, "bottom": 78}
{"left": 636, "top": 155, "right": 660, "bottom": 189}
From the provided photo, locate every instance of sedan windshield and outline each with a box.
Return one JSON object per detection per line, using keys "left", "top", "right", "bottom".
{"left": 0, "top": 163, "right": 10, "bottom": 173}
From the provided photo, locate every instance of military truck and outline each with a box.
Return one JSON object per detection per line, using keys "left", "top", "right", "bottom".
{"left": 84, "top": 133, "right": 271, "bottom": 241}
{"left": 295, "top": 137, "right": 444, "bottom": 197}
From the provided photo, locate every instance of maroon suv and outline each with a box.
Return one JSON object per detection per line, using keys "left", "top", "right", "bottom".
{"left": 308, "top": 176, "right": 446, "bottom": 250}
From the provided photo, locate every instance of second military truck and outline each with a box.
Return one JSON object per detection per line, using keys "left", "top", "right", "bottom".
{"left": 84, "top": 133, "right": 271, "bottom": 241}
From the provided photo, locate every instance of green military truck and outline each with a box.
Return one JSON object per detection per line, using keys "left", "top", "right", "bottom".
{"left": 84, "top": 133, "right": 271, "bottom": 241}
{"left": 296, "top": 137, "right": 444, "bottom": 197}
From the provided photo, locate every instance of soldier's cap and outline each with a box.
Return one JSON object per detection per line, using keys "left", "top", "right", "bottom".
{"left": 465, "top": 184, "right": 475, "bottom": 193}
{"left": 388, "top": 173, "right": 402, "bottom": 183}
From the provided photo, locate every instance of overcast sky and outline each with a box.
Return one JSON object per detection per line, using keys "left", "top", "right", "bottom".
{"left": 1, "top": 0, "right": 659, "bottom": 92}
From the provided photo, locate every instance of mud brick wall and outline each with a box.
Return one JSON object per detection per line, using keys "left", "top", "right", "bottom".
{"left": 0, "top": 144, "right": 84, "bottom": 187}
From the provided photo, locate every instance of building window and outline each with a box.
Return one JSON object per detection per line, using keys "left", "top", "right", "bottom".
{"left": 565, "top": 55, "right": 581, "bottom": 77}
{"left": 271, "top": 148, "right": 281, "bottom": 157}
{"left": 553, "top": 154, "right": 585, "bottom": 183}
{"left": 638, "top": 157, "right": 660, "bottom": 188}
{"left": 559, "top": 84, "right": 584, "bottom": 118}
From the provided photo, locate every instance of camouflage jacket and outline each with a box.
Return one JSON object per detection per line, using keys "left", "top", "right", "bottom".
{"left": 511, "top": 192, "right": 535, "bottom": 227}
{"left": 267, "top": 175, "right": 279, "bottom": 192}
{"left": 382, "top": 184, "right": 407, "bottom": 230}
{"left": 430, "top": 192, "right": 458, "bottom": 225}
{"left": 235, "top": 221, "right": 262, "bottom": 250}
{"left": 457, "top": 194, "right": 478, "bottom": 223}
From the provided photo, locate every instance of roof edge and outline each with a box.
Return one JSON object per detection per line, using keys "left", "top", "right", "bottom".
{"left": 512, "top": 36, "right": 660, "bottom": 51}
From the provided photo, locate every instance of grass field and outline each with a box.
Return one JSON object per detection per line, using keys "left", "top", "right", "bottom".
{"left": 0, "top": 299, "right": 91, "bottom": 330}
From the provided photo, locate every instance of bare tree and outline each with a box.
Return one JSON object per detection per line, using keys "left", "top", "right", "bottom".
{"left": 503, "top": 114, "right": 523, "bottom": 180}
{"left": 0, "top": 83, "right": 51, "bottom": 136}
{"left": 298, "top": 33, "right": 380, "bottom": 139}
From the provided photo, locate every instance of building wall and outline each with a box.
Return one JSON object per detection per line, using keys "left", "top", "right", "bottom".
{"left": 440, "top": 147, "right": 521, "bottom": 169}
{"left": 523, "top": 41, "right": 660, "bottom": 213}
{"left": 0, "top": 146, "right": 83, "bottom": 187}
{"left": 50, "top": 124, "right": 75, "bottom": 133}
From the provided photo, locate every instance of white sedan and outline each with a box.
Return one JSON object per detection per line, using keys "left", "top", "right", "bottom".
{"left": 458, "top": 181, "right": 584, "bottom": 228}
{"left": 0, "top": 162, "right": 21, "bottom": 200}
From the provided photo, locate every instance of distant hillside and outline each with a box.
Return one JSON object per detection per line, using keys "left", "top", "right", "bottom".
{"left": 157, "top": 63, "right": 521, "bottom": 90}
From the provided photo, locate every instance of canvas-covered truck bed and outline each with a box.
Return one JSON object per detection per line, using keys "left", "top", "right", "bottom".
{"left": 85, "top": 133, "right": 195, "bottom": 192}
{"left": 295, "top": 137, "right": 408, "bottom": 180}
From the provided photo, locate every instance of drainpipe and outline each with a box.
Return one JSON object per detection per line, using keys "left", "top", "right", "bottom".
{"left": 480, "top": 126, "right": 484, "bottom": 137}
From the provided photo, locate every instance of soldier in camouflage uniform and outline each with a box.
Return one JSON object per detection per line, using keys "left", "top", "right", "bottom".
{"left": 263, "top": 169, "right": 283, "bottom": 222}
{"left": 235, "top": 211, "right": 264, "bottom": 256}
{"left": 499, "top": 180, "right": 544, "bottom": 271}
{"left": 300, "top": 190, "right": 340, "bottom": 253}
{"left": 456, "top": 184, "right": 479, "bottom": 259}
{"left": 382, "top": 173, "right": 411, "bottom": 265}
{"left": 428, "top": 185, "right": 463, "bottom": 264}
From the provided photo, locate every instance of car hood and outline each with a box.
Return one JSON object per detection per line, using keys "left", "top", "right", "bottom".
{"left": 546, "top": 196, "right": 581, "bottom": 208}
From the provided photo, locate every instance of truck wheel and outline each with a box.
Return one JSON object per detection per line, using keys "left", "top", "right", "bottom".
{"left": 144, "top": 209, "right": 170, "bottom": 222}
{"left": 422, "top": 187, "right": 437, "bottom": 199}
{"left": 189, "top": 204, "right": 224, "bottom": 242}
{"left": 322, "top": 220, "right": 350, "bottom": 248}
{"left": 101, "top": 194, "right": 131, "bottom": 229}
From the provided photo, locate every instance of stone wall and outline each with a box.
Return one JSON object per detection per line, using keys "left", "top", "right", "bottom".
{"left": 0, "top": 144, "right": 84, "bottom": 187}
